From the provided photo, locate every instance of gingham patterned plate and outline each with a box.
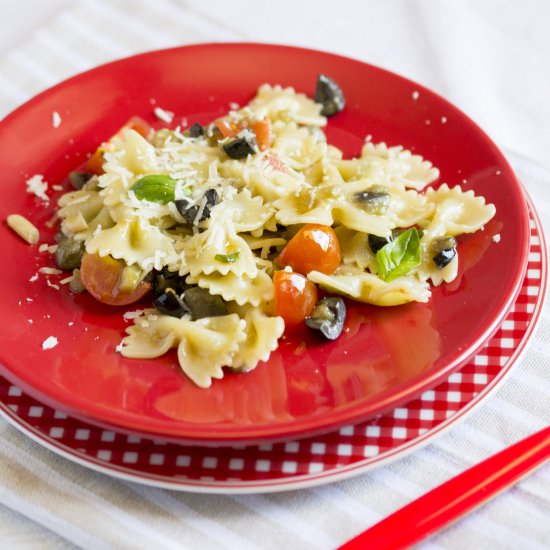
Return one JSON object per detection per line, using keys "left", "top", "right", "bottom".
{"left": 0, "top": 201, "right": 545, "bottom": 493}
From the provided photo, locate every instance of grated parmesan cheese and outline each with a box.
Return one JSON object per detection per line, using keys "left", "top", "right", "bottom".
{"left": 123, "top": 309, "right": 145, "bottom": 321}
{"left": 46, "top": 280, "right": 60, "bottom": 290}
{"left": 52, "top": 111, "right": 62, "bottom": 128}
{"left": 26, "top": 174, "right": 49, "bottom": 202}
{"left": 42, "top": 336, "right": 58, "bottom": 350}
{"left": 493, "top": 234, "right": 501, "bottom": 243}
{"left": 115, "top": 341, "right": 124, "bottom": 353}
{"left": 154, "top": 107, "right": 174, "bottom": 124}
{"left": 29, "top": 273, "right": 39, "bottom": 282}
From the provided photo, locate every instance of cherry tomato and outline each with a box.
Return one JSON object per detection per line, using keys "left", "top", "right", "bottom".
{"left": 215, "top": 117, "right": 272, "bottom": 152}
{"left": 85, "top": 117, "right": 151, "bottom": 176}
{"left": 266, "top": 155, "right": 286, "bottom": 172}
{"left": 80, "top": 253, "right": 151, "bottom": 306}
{"left": 215, "top": 119, "right": 240, "bottom": 138}
{"left": 252, "top": 117, "right": 272, "bottom": 151}
{"left": 85, "top": 147, "right": 106, "bottom": 175}
{"left": 277, "top": 224, "right": 341, "bottom": 275}
{"left": 124, "top": 116, "right": 150, "bottom": 139}
{"left": 274, "top": 270, "right": 318, "bottom": 326}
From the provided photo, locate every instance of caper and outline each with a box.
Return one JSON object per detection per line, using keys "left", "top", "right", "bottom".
{"left": 306, "top": 297, "right": 346, "bottom": 340}
{"left": 431, "top": 236, "right": 457, "bottom": 269}
{"left": 153, "top": 267, "right": 186, "bottom": 297}
{"left": 188, "top": 123, "right": 204, "bottom": 137}
{"left": 315, "top": 74, "right": 346, "bottom": 116}
{"left": 354, "top": 185, "right": 390, "bottom": 215}
{"left": 154, "top": 289, "right": 189, "bottom": 318}
{"left": 206, "top": 123, "right": 222, "bottom": 139}
{"left": 55, "top": 231, "right": 68, "bottom": 244}
{"left": 68, "top": 171, "right": 93, "bottom": 190}
{"left": 55, "top": 238, "right": 85, "bottom": 270}
{"left": 182, "top": 287, "right": 228, "bottom": 320}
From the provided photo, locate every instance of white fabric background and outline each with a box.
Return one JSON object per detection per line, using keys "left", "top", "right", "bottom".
{"left": 1, "top": 1, "right": 549, "bottom": 548}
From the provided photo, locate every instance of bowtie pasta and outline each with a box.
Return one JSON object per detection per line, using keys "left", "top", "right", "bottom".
{"left": 43, "top": 77, "right": 495, "bottom": 388}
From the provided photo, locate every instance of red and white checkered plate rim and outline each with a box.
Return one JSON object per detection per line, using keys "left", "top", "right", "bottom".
{"left": 1, "top": 200, "right": 546, "bottom": 493}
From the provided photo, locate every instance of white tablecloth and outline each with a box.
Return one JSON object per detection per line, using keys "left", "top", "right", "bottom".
{"left": 1, "top": 1, "right": 549, "bottom": 548}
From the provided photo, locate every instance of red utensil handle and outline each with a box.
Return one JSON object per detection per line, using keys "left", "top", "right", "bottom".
{"left": 339, "top": 427, "right": 550, "bottom": 550}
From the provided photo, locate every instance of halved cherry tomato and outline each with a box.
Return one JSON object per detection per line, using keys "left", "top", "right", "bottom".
{"left": 85, "top": 117, "right": 151, "bottom": 176}
{"left": 215, "top": 116, "right": 272, "bottom": 151}
{"left": 277, "top": 224, "right": 341, "bottom": 275}
{"left": 266, "top": 155, "right": 286, "bottom": 172}
{"left": 252, "top": 117, "right": 272, "bottom": 151}
{"left": 215, "top": 119, "right": 241, "bottom": 138}
{"left": 124, "top": 116, "right": 150, "bottom": 139}
{"left": 80, "top": 253, "right": 151, "bottom": 306}
{"left": 274, "top": 270, "right": 318, "bottom": 326}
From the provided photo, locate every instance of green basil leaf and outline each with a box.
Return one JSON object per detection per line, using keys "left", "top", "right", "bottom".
{"left": 215, "top": 252, "right": 240, "bottom": 263}
{"left": 375, "top": 227, "right": 420, "bottom": 282}
{"left": 130, "top": 175, "right": 179, "bottom": 204}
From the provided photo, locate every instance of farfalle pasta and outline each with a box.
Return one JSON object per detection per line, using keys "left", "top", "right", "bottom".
{"left": 46, "top": 77, "right": 496, "bottom": 388}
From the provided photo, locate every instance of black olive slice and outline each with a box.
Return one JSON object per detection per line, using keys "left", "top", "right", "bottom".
{"left": 154, "top": 289, "right": 190, "bottom": 318}
{"left": 175, "top": 188, "right": 219, "bottom": 224}
{"left": 55, "top": 238, "right": 85, "bottom": 270}
{"left": 315, "top": 74, "right": 346, "bottom": 116}
{"left": 204, "top": 188, "right": 219, "bottom": 208}
{"left": 68, "top": 171, "right": 93, "bottom": 190}
{"left": 306, "top": 297, "right": 346, "bottom": 340}
{"left": 431, "top": 236, "right": 457, "bottom": 269}
{"left": 188, "top": 123, "right": 204, "bottom": 138}
{"left": 354, "top": 185, "right": 390, "bottom": 215}
{"left": 174, "top": 199, "right": 199, "bottom": 223}
{"left": 223, "top": 132, "right": 259, "bottom": 159}
{"left": 368, "top": 234, "right": 392, "bottom": 254}
{"left": 153, "top": 267, "right": 186, "bottom": 297}
{"left": 182, "top": 287, "right": 228, "bottom": 320}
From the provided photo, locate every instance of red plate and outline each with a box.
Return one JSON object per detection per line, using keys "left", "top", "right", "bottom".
{"left": 0, "top": 203, "right": 544, "bottom": 492}
{"left": 0, "top": 44, "right": 530, "bottom": 444}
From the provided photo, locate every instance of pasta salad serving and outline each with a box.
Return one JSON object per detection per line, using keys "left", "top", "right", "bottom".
{"left": 10, "top": 75, "right": 496, "bottom": 388}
